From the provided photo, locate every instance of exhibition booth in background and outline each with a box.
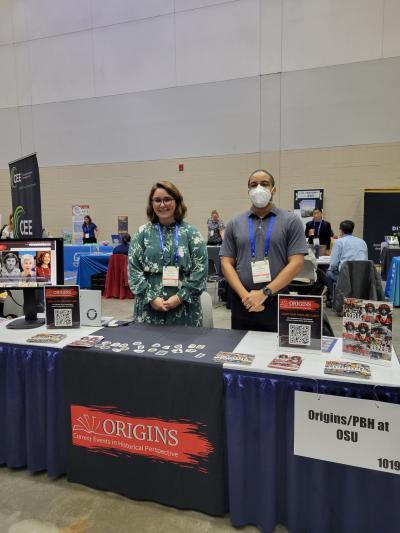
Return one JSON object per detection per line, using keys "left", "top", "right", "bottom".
{"left": 1, "top": 154, "right": 400, "bottom": 533}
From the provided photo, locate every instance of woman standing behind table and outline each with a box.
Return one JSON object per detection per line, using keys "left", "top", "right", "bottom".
{"left": 128, "top": 181, "right": 207, "bottom": 327}
{"left": 82, "top": 215, "right": 99, "bottom": 244}
{"left": 36, "top": 251, "right": 51, "bottom": 281}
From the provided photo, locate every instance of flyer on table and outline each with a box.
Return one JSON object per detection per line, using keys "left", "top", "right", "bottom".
{"left": 278, "top": 295, "right": 322, "bottom": 352}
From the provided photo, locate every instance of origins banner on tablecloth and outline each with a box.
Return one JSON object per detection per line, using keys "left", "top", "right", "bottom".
{"left": 63, "top": 323, "right": 247, "bottom": 516}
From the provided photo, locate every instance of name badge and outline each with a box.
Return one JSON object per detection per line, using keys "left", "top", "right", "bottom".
{"left": 210, "top": 230, "right": 214, "bottom": 237}
{"left": 313, "top": 238, "right": 320, "bottom": 247}
{"left": 85, "top": 233, "right": 90, "bottom": 238}
{"left": 163, "top": 266, "right": 179, "bottom": 287}
{"left": 251, "top": 260, "right": 271, "bottom": 284}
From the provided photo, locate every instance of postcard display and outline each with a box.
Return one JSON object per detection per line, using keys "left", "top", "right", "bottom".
{"left": 342, "top": 298, "right": 393, "bottom": 366}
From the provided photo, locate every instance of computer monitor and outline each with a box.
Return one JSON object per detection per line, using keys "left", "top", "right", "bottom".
{"left": 0, "top": 238, "right": 64, "bottom": 329}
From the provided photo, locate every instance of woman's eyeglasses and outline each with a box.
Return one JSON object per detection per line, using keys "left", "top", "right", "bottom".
{"left": 152, "top": 197, "right": 174, "bottom": 206}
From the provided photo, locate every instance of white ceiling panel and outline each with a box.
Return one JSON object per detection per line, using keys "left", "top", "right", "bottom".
{"left": 32, "top": 77, "right": 259, "bottom": 166}
{"left": 281, "top": 58, "right": 400, "bottom": 149}
{"left": 0, "top": 107, "right": 21, "bottom": 168}
{"left": 0, "top": 44, "right": 18, "bottom": 108}
{"left": 91, "top": 0, "right": 173, "bottom": 27}
{"left": 29, "top": 31, "right": 94, "bottom": 104}
{"left": 176, "top": 0, "right": 260, "bottom": 85}
{"left": 282, "top": 0, "right": 383, "bottom": 71}
{"left": 93, "top": 16, "right": 175, "bottom": 97}
{"left": 17, "top": 0, "right": 91, "bottom": 41}
{"left": 0, "top": 0, "right": 14, "bottom": 45}
{"left": 260, "top": 74, "right": 281, "bottom": 151}
{"left": 260, "top": 0, "right": 282, "bottom": 74}
{"left": 175, "top": 0, "right": 236, "bottom": 11}
{"left": 14, "top": 42, "right": 32, "bottom": 106}
{"left": 383, "top": 0, "right": 400, "bottom": 58}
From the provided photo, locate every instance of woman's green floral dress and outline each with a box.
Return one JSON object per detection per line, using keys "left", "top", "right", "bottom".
{"left": 128, "top": 221, "right": 208, "bottom": 326}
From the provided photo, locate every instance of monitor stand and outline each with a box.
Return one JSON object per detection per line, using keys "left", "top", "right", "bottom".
{"left": 6, "top": 288, "right": 45, "bottom": 329}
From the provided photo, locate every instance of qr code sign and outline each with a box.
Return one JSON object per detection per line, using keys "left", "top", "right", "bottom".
{"left": 54, "top": 308, "right": 72, "bottom": 327}
{"left": 289, "top": 323, "right": 311, "bottom": 346}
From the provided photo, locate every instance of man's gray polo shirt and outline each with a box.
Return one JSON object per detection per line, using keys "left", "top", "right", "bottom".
{"left": 220, "top": 205, "right": 308, "bottom": 291}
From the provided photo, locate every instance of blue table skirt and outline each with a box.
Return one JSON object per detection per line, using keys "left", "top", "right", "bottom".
{"left": 0, "top": 343, "right": 66, "bottom": 477}
{"left": 385, "top": 257, "right": 400, "bottom": 306}
{"left": 224, "top": 370, "right": 400, "bottom": 533}
{"left": 76, "top": 254, "right": 111, "bottom": 289}
{"left": 63, "top": 245, "right": 113, "bottom": 273}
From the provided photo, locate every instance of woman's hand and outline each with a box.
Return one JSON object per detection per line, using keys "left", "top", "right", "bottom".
{"left": 164, "top": 295, "right": 182, "bottom": 310}
{"left": 150, "top": 297, "right": 168, "bottom": 312}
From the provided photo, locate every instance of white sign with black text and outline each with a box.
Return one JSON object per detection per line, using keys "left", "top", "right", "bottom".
{"left": 294, "top": 391, "right": 400, "bottom": 475}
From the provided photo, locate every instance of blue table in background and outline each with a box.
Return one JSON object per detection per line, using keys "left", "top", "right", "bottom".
{"left": 63, "top": 245, "right": 113, "bottom": 274}
{"left": 385, "top": 257, "right": 400, "bottom": 306}
{"left": 76, "top": 254, "right": 111, "bottom": 289}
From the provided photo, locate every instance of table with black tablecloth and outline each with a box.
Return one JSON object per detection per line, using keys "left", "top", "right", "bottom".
{"left": 380, "top": 247, "right": 400, "bottom": 280}
{"left": 63, "top": 323, "right": 246, "bottom": 516}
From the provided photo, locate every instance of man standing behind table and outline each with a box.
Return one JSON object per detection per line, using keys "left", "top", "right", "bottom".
{"left": 325, "top": 220, "right": 368, "bottom": 306}
{"left": 305, "top": 208, "right": 333, "bottom": 256}
{"left": 220, "top": 169, "right": 308, "bottom": 332}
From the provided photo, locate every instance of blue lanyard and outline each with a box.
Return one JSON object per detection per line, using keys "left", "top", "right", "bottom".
{"left": 248, "top": 215, "right": 276, "bottom": 260}
{"left": 313, "top": 220, "right": 323, "bottom": 237}
{"left": 157, "top": 223, "right": 180, "bottom": 265}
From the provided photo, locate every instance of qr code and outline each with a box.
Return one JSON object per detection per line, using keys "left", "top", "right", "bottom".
{"left": 54, "top": 308, "right": 72, "bottom": 327}
{"left": 289, "top": 324, "right": 311, "bottom": 346}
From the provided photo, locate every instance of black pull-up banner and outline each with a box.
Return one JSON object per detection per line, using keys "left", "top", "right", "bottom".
{"left": 9, "top": 153, "right": 42, "bottom": 239}
{"left": 363, "top": 190, "right": 400, "bottom": 263}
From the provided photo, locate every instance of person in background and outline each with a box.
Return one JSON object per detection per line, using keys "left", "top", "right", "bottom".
{"left": 1, "top": 252, "right": 20, "bottom": 277}
{"left": 220, "top": 169, "right": 307, "bottom": 332}
{"left": 82, "top": 216, "right": 99, "bottom": 244}
{"left": 305, "top": 208, "right": 333, "bottom": 256}
{"left": 207, "top": 210, "right": 225, "bottom": 245}
{"left": 128, "top": 180, "right": 207, "bottom": 327}
{"left": 0, "top": 214, "right": 14, "bottom": 239}
{"left": 36, "top": 251, "right": 51, "bottom": 281}
{"left": 325, "top": 220, "right": 368, "bottom": 306}
{"left": 113, "top": 234, "right": 131, "bottom": 255}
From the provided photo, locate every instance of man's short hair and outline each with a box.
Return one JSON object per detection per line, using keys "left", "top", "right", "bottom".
{"left": 339, "top": 220, "right": 355, "bottom": 234}
{"left": 248, "top": 169, "right": 275, "bottom": 188}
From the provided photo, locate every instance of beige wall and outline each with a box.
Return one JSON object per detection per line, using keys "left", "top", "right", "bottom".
{"left": 1, "top": 142, "right": 399, "bottom": 242}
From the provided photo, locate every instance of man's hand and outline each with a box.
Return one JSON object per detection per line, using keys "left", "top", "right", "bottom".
{"left": 164, "top": 295, "right": 182, "bottom": 310}
{"left": 150, "top": 297, "right": 168, "bottom": 312}
{"left": 242, "top": 290, "right": 267, "bottom": 312}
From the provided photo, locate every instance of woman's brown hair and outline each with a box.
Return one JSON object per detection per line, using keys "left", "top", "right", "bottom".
{"left": 36, "top": 251, "right": 51, "bottom": 267}
{"left": 146, "top": 181, "right": 187, "bottom": 224}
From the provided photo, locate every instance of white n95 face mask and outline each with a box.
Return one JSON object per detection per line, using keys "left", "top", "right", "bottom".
{"left": 249, "top": 185, "right": 272, "bottom": 208}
